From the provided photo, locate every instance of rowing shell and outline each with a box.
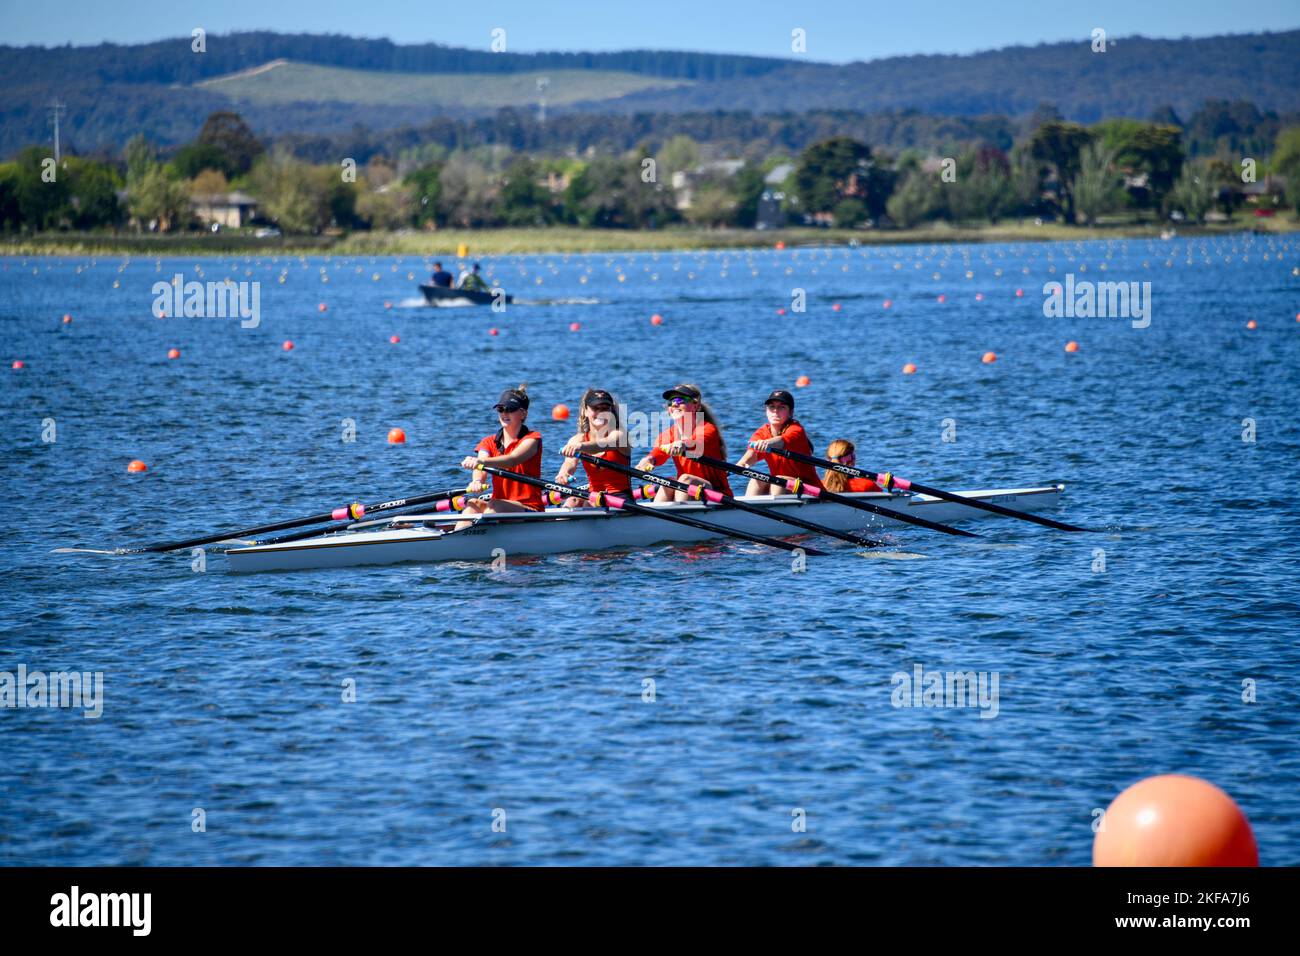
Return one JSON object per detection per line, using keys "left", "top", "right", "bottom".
{"left": 224, "top": 485, "right": 1065, "bottom": 573}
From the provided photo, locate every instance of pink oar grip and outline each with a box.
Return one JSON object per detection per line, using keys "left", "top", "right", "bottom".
{"left": 597, "top": 492, "right": 628, "bottom": 508}
{"left": 702, "top": 488, "right": 725, "bottom": 503}
{"left": 801, "top": 484, "right": 823, "bottom": 498}
{"left": 886, "top": 475, "right": 911, "bottom": 490}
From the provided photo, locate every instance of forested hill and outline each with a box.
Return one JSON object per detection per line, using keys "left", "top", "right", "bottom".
{"left": 2, "top": 29, "right": 1298, "bottom": 156}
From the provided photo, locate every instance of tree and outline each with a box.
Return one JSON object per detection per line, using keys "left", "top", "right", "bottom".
{"left": 11, "top": 147, "right": 71, "bottom": 230}
{"left": 656, "top": 135, "right": 700, "bottom": 182}
{"left": 1072, "top": 143, "right": 1122, "bottom": 226}
{"left": 1029, "top": 121, "right": 1092, "bottom": 222}
{"left": 128, "top": 164, "right": 190, "bottom": 231}
{"left": 1166, "top": 161, "right": 1215, "bottom": 224}
{"left": 188, "top": 169, "right": 230, "bottom": 197}
{"left": 65, "top": 157, "right": 123, "bottom": 228}
{"left": 831, "top": 197, "right": 867, "bottom": 228}
{"left": 563, "top": 156, "right": 676, "bottom": 228}
{"left": 1274, "top": 127, "right": 1300, "bottom": 214}
{"left": 0, "top": 163, "right": 19, "bottom": 231}
{"left": 729, "top": 162, "right": 767, "bottom": 228}
{"left": 497, "top": 157, "right": 557, "bottom": 226}
{"left": 1008, "top": 146, "right": 1044, "bottom": 220}
{"left": 196, "top": 112, "right": 264, "bottom": 177}
{"left": 247, "top": 150, "right": 336, "bottom": 233}
{"left": 436, "top": 153, "right": 500, "bottom": 227}
{"left": 355, "top": 180, "right": 413, "bottom": 230}
{"left": 886, "top": 170, "right": 944, "bottom": 228}
{"left": 172, "top": 142, "right": 230, "bottom": 180}
{"left": 684, "top": 182, "right": 736, "bottom": 227}
{"left": 405, "top": 161, "right": 443, "bottom": 227}
{"left": 793, "top": 137, "right": 874, "bottom": 216}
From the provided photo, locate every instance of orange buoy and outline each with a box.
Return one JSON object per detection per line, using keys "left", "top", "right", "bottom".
{"left": 387, "top": 427, "right": 406, "bottom": 445}
{"left": 127, "top": 459, "right": 148, "bottom": 473}
{"left": 981, "top": 351, "right": 997, "bottom": 364}
{"left": 384, "top": 301, "right": 392, "bottom": 309}
{"left": 389, "top": 335, "right": 400, "bottom": 344}
{"left": 569, "top": 322, "right": 581, "bottom": 332}
{"left": 902, "top": 363, "right": 917, "bottom": 374}
{"left": 1093, "top": 774, "right": 1258, "bottom": 867}
{"left": 651, "top": 313, "right": 663, "bottom": 324}
{"left": 882, "top": 299, "right": 892, "bottom": 309}
{"left": 1065, "top": 341, "right": 1079, "bottom": 353}
{"left": 775, "top": 241, "right": 786, "bottom": 250}
{"left": 282, "top": 340, "right": 294, "bottom": 351}
{"left": 62, "top": 314, "right": 72, "bottom": 324}
{"left": 489, "top": 328, "right": 499, "bottom": 336}
{"left": 832, "top": 303, "right": 841, "bottom": 312}
{"left": 936, "top": 294, "right": 946, "bottom": 303}
{"left": 975, "top": 292, "right": 984, "bottom": 301}
{"left": 1295, "top": 312, "right": 1300, "bottom": 322}
{"left": 1015, "top": 288, "right": 1024, "bottom": 297}
{"left": 12, "top": 360, "right": 25, "bottom": 369}
{"left": 552, "top": 404, "right": 570, "bottom": 421}
{"left": 317, "top": 303, "right": 327, "bottom": 312}
{"left": 776, "top": 308, "right": 786, "bottom": 316}
{"left": 1246, "top": 320, "right": 1257, "bottom": 330}
{"left": 795, "top": 375, "right": 811, "bottom": 387}
{"left": 167, "top": 348, "right": 181, "bottom": 360}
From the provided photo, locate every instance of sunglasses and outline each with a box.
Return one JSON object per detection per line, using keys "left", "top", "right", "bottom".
{"left": 765, "top": 402, "right": 790, "bottom": 410}
{"left": 667, "top": 397, "right": 697, "bottom": 407}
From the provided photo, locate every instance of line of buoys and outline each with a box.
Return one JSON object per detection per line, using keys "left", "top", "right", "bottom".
{"left": 127, "top": 459, "right": 148, "bottom": 473}
{"left": 387, "top": 428, "right": 406, "bottom": 445}
{"left": 1093, "top": 774, "right": 1257, "bottom": 866}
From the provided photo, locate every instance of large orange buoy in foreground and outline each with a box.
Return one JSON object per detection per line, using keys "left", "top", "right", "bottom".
{"left": 552, "top": 404, "right": 570, "bottom": 421}
{"left": 387, "top": 428, "right": 406, "bottom": 445}
{"left": 981, "top": 351, "right": 998, "bottom": 364}
{"left": 1093, "top": 774, "right": 1258, "bottom": 867}
{"left": 127, "top": 459, "right": 148, "bottom": 473}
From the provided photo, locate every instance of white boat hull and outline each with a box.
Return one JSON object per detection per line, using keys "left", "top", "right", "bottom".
{"left": 224, "top": 485, "right": 1066, "bottom": 572}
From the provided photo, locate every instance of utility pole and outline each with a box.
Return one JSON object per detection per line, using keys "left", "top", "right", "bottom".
{"left": 536, "top": 77, "right": 548, "bottom": 126}
{"left": 50, "top": 100, "right": 66, "bottom": 164}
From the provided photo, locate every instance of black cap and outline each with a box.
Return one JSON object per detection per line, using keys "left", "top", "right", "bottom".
{"left": 765, "top": 389, "right": 795, "bottom": 409}
{"left": 662, "top": 384, "right": 702, "bottom": 402}
{"left": 494, "top": 388, "right": 529, "bottom": 412}
{"left": 585, "top": 389, "right": 614, "bottom": 406}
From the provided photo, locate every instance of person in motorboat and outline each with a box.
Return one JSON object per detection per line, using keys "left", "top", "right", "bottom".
{"left": 430, "top": 262, "right": 454, "bottom": 287}
{"left": 458, "top": 263, "right": 489, "bottom": 293}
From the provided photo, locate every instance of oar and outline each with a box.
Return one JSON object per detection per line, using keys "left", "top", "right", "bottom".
{"left": 570, "top": 451, "right": 881, "bottom": 548}
{"left": 763, "top": 446, "right": 1091, "bottom": 533}
{"left": 472, "top": 464, "right": 828, "bottom": 557}
{"left": 692, "top": 453, "right": 979, "bottom": 538}
{"left": 90, "top": 486, "right": 470, "bottom": 555}
{"left": 245, "top": 494, "right": 482, "bottom": 546}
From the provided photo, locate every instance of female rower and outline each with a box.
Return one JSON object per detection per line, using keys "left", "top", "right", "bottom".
{"left": 454, "top": 385, "right": 543, "bottom": 531}
{"left": 553, "top": 388, "right": 632, "bottom": 507}
{"left": 735, "top": 388, "right": 823, "bottom": 496}
{"left": 634, "top": 383, "right": 732, "bottom": 501}
{"left": 821, "top": 439, "right": 882, "bottom": 493}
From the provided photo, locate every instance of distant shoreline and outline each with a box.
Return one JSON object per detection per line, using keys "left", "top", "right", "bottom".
{"left": 4, "top": 219, "right": 1296, "bottom": 258}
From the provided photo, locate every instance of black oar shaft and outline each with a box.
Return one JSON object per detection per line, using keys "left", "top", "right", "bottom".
{"left": 132, "top": 486, "right": 466, "bottom": 554}
{"left": 695, "top": 454, "right": 978, "bottom": 538}
{"left": 764, "top": 446, "right": 1089, "bottom": 533}
{"left": 473, "top": 465, "right": 826, "bottom": 557}
{"left": 572, "top": 451, "right": 878, "bottom": 548}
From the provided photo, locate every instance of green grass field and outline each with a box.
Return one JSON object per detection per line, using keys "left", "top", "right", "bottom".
{"left": 6, "top": 217, "right": 1296, "bottom": 258}
{"left": 196, "top": 60, "right": 689, "bottom": 108}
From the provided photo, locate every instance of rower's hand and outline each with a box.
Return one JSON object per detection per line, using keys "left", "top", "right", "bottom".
{"left": 750, "top": 439, "right": 773, "bottom": 452}
{"left": 635, "top": 458, "right": 655, "bottom": 473}
{"left": 460, "top": 455, "right": 483, "bottom": 470}
{"left": 664, "top": 441, "right": 686, "bottom": 458}
{"left": 561, "top": 436, "right": 584, "bottom": 457}
{"left": 466, "top": 479, "right": 486, "bottom": 494}
{"left": 553, "top": 471, "right": 570, "bottom": 485}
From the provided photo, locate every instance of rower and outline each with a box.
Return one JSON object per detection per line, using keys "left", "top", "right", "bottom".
{"left": 430, "top": 262, "right": 454, "bottom": 287}
{"left": 735, "top": 388, "right": 822, "bottom": 496}
{"left": 554, "top": 388, "right": 632, "bottom": 507}
{"left": 634, "top": 383, "right": 733, "bottom": 501}
{"left": 821, "top": 439, "right": 882, "bottom": 492}
{"left": 459, "top": 263, "right": 489, "bottom": 292}
{"left": 455, "top": 385, "right": 543, "bottom": 531}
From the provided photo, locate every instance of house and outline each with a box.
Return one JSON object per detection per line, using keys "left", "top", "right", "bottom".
{"left": 191, "top": 191, "right": 259, "bottom": 229}
{"left": 671, "top": 159, "right": 745, "bottom": 210}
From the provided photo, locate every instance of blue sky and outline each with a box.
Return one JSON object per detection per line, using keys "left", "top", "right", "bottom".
{"left": 2, "top": 0, "right": 1297, "bottom": 62}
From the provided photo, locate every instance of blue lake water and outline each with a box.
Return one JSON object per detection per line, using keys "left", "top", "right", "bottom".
{"left": 2, "top": 235, "right": 1297, "bottom": 865}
